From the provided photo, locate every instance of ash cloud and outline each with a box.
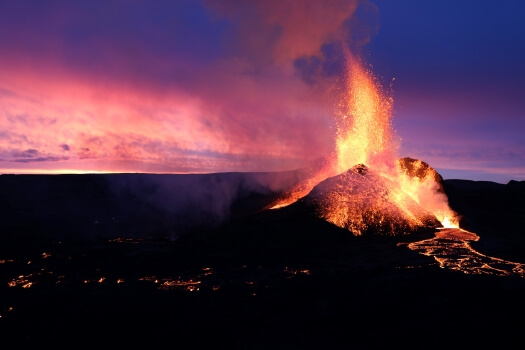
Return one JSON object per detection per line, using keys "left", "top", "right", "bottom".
{"left": 206, "top": 0, "right": 361, "bottom": 62}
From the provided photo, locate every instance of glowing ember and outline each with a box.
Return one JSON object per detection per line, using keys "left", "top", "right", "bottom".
{"left": 268, "top": 51, "right": 458, "bottom": 234}
{"left": 8, "top": 274, "right": 35, "bottom": 288}
{"left": 202, "top": 267, "right": 213, "bottom": 276}
{"left": 138, "top": 276, "right": 159, "bottom": 283}
{"left": 159, "top": 279, "right": 201, "bottom": 291}
{"left": 284, "top": 267, "right": 311, "bottom": 275}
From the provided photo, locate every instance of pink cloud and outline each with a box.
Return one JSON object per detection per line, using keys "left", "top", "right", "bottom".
{"left": 0, "top": 53, "right": 337, "bottom": 173}
{"left": 0, "top": 0, "right": 377, "bottom": 173}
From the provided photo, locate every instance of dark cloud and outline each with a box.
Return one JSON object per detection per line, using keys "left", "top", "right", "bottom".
{"left": 14, "top": 156, "right": 70, "bottom": 163}
{"left": 7, "top": 114, "right": 28, "bottom": 124}
{"left": 0, "top": 130, "right": 29, "bottom": 143}
{"left": 8, "top": 148, "right": 70, "bottom": 163}
{"left": 0, "top": 87, "right": 17, "bottom": 97}
{"left": 12, "top": 149, "right": 39, "bottom": 158}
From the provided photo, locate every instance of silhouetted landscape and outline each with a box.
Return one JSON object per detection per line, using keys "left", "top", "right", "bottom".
{"left": 1, "top": 170, "right": 525, "bottom": 349}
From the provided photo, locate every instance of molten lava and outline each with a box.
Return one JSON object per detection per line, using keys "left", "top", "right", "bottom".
{"left": 334, "top": 53, "right": 398, "bottom": 173}
{"left": 302, "top": 164, "right": 441, "bottom": 235}
{"left": 269, "top": 51, "right": 458, "bottom": 235}
{"left": 395, "top": 157, "right": 459, "bottom": 228}
{"left": 402, "top": 228, "right": 525, "bottom": 277}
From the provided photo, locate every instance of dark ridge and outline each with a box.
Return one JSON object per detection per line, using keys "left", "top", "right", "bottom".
{"left": 0, "top": 171, "right": 304, "bottom": 241}
{"left": 443, "top": 179, "right": 525, "bottom": 262}
{"left": 1, "top": 171, "right": 525, "bottom": 348}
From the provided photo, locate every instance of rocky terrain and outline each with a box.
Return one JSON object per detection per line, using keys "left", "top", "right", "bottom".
{"left": 1, "top": 169, "right": 524, "bottom": 349}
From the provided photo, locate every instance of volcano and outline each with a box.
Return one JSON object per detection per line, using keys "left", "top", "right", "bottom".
{"left": 295, "top": 163, "right": 441, "bottom": 235}
{"left": 268, "top": 54, "right": 459, "bottom": 232}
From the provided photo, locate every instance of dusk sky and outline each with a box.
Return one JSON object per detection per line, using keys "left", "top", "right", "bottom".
{"left": 1, "top": 0, "right": 524, "bottom": 183}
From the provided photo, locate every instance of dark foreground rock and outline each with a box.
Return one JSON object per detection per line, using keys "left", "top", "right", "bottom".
{"left": 1, "top": 205, "right": 525, "bottom": 349}
{"left": 1, "top": 173, "right": 525, "bottom": 349}
{"left": 0, "top": 172, "right": 303, "bottom": 240}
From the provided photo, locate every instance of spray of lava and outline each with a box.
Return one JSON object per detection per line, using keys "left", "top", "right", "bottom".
{"left": 270, "top": 51, "right": 459, "bottom": 232}
{"left": 334, "top": 52, "right": 398, "bottom": 174}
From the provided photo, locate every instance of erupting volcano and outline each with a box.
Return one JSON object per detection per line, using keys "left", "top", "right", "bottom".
{"left": 270, "top": 52, "right": 459, "bottom": 235}
{"left": 299, "top": 164, "right": 441, "bottom": 235}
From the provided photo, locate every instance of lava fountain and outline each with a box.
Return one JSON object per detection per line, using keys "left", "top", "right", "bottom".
{"left": 269, "top": 51, "right": 458, "bottom": 234}
{"left": 334, "top": 52, "right": 398, "bottom": 174}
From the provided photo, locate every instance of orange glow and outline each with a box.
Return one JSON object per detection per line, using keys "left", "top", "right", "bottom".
{"left": 159, "top": 279, "right": 201, "bottom": 291}
{"left": 269, "top": 51, "right": 458, "bottom": 233}
{"left": 8, "top": 274, "right": 34, "bottom": 288}
{"left": 440, "top": 215, "right": 459, "bottom": 228}
{"left": 394, "top": 158, "right": 459, "bottom": 228}
{"left": 402, "top": 228, "right": 525, "bottom": 277}
{"left": 334, "top": 53, "right": 397, "bottom": 174}
{"left": 269, "top": 52, "right": 399, "bottom": 213}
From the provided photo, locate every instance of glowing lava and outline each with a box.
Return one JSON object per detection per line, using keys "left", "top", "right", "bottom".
{"left": 440, "top": 216, "right": 459, "bottom": 228}
{"left": 334, "top": 53, "right": 398, "bottom": 174}
{"left": 269, "top": 51, "right": 458, "bottom": 235}
{"left": 401, "top": 228, "right": 525, "bottom": 277}
{"left": 302, "top": 164, "right": 441, "bottom": 235}
{"left": 395, "top": 157, "right": 459, "bottom": 228}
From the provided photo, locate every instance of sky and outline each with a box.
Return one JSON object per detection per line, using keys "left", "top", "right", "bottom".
{"left": 0, "top": 0, "right": 524, "bottom": 183}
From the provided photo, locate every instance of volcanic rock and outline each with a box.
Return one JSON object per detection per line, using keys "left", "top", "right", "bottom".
{"left": 398, "top": 156, "right": 445, "bottom": 193}
{"left": 296, "top": 164, "right": 441, "bottom": 236}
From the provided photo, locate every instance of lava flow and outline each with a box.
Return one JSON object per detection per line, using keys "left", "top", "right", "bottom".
{"left": 269, "top": 51, "right": 458, "bottom": 235}
{"left": 400, "top": 228, "right": 525, "bottom": 277}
